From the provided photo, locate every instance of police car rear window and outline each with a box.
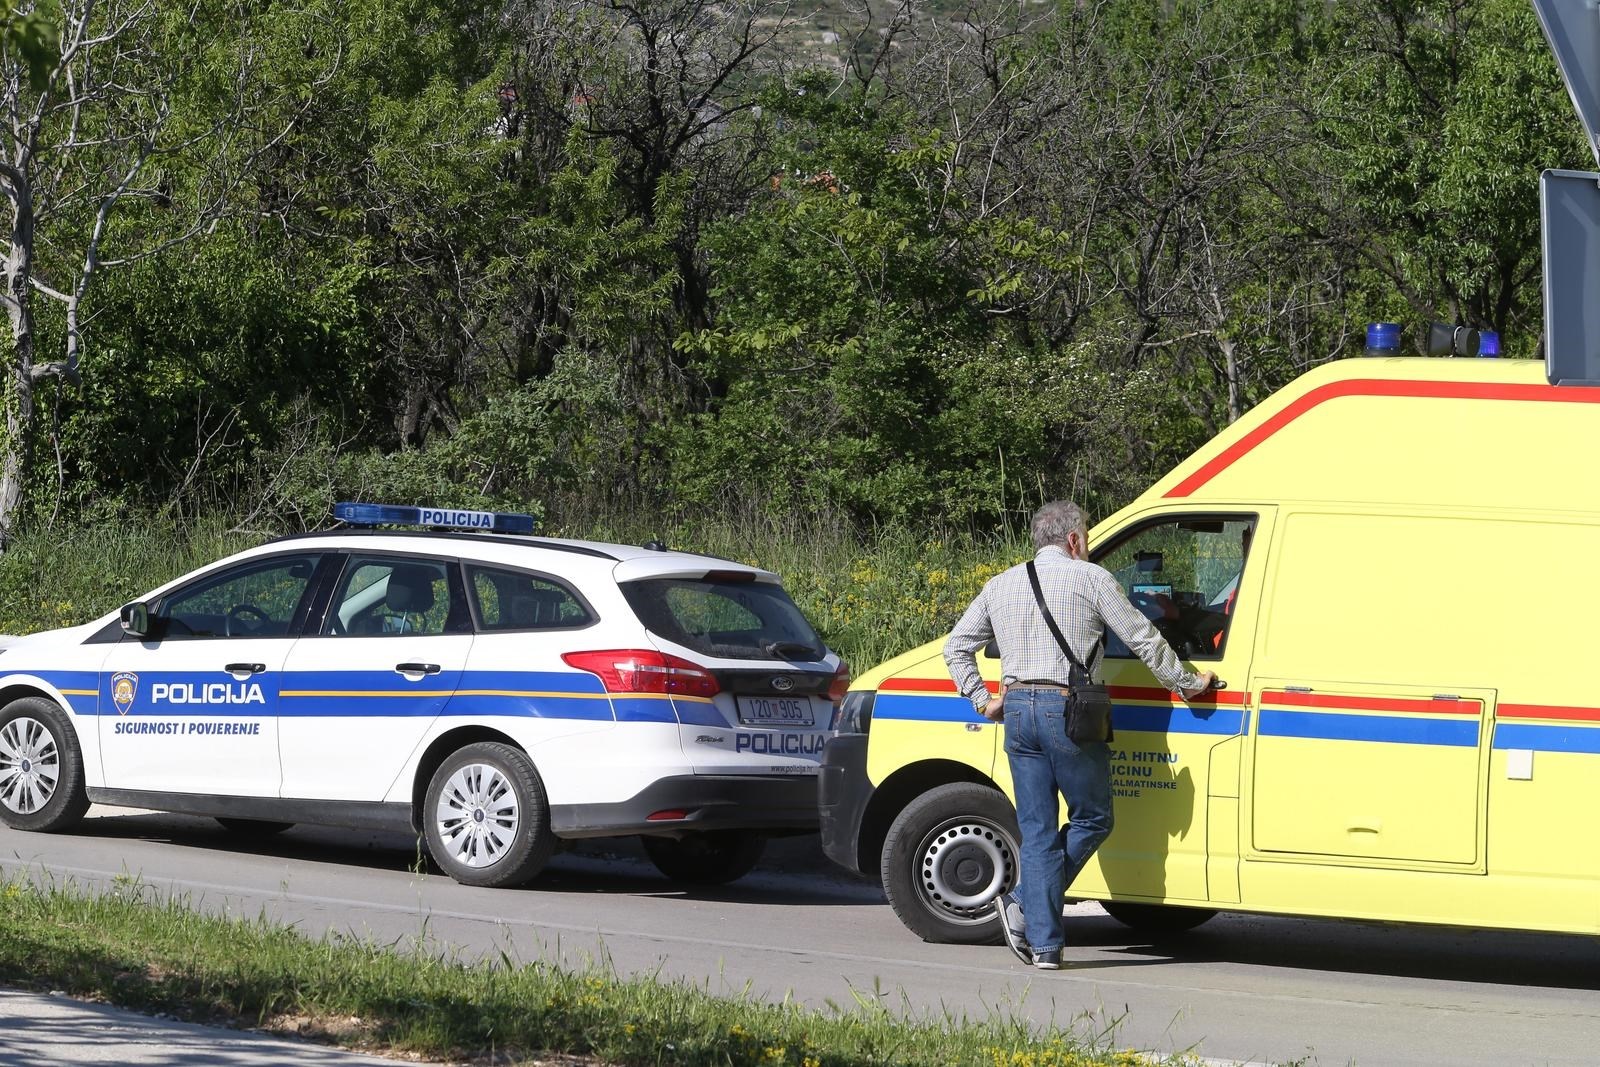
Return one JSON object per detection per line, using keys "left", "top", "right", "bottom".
{"left": 620, "top": 577, "right": 825, "bottom": 661}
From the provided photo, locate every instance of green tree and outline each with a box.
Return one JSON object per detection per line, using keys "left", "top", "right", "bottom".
{"left": 0, "top": 0, "right": 290, "bottom": 537}
{"left": 1313, "top": 0, "right": 1585, "bottom": 345}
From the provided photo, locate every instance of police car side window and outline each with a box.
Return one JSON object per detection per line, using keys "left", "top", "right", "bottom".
{"left": 468, "top": 566, "right": 591, "bottom": 630}
{"left": 325, "top": 557, "right": 457, "bottom": 636}
{"left": 161, "top": 555, "right": 320, "bottom": 639}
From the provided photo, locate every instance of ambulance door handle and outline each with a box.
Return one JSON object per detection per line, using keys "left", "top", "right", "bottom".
{"left": 395, "top": 662, "right": 441, "bottom": 677}
{"left": 225, "top": 662, "right": 266, "bottom": 675}
{"left": 1348, "top": 820, "right": 1382, "bottom": 834}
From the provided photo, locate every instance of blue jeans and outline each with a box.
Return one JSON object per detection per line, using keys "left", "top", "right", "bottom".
{"left": 1003, "top": 687, "right": 1114, "bottom": 953}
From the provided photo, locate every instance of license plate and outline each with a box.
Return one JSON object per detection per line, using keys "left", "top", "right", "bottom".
{"left": 736, "top": 695, "right": 815, "bottom": 726}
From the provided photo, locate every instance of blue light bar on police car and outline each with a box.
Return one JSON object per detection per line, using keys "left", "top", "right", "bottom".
{"left": 333, "top": 502, "right": 535, "bottom": 534}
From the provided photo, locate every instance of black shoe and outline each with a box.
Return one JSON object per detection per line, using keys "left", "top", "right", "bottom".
{"left": 1031, "top": 947, "right": 1062, "bottom": 970}
{"left": 995, "top": 890, "right": 1030, "bottom": 964}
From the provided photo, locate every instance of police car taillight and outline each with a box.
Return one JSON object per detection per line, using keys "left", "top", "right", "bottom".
{"left": 827, "top": 662, "right": 850, "bottom": 703}
{"left": 562, "top": 650, "right": 721, "bottom": 698}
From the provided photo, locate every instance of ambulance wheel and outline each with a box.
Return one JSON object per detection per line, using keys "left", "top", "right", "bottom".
{"left": 424, "top": 742, "right": 555, "bottom": 888}
{"left": 0, "top": 697, "right": 89, "bottom": 833}
{"left": 1100, "top": 901, "right": 1217, "bottom": 934}
{"left": 214, "top": 817, "right": 294, "bottom": 836}
{"left": 642, "top": 830, "right": 766, "bottom": 884}
{"left": 881, "top": 782, "right": 1020, "bottom": 945}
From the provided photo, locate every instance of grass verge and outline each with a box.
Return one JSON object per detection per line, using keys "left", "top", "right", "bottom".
{"left": 0, "top": 875, "right": 1179, "bottom": 1067}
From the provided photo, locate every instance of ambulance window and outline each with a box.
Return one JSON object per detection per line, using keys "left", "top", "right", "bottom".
{"left": 324, "top": 557, "right": 466, "bottom": 636}
{"left": 161, "top": 555, "right": 321, "bottom": 639}
{"left": 1094, "top": 517, "right": 1255, "bottom": 659}
{"left": 468, "top": 566, "right": 592, "bottom": 631}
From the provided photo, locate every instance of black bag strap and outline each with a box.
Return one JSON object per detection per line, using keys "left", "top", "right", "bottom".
{"left": 1026, "top": 560, "right": 1100, "bottom": 680}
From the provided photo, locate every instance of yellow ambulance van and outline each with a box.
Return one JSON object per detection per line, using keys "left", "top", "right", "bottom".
{"left": 819, "top": 354, "right": 1600, "bottom": 943}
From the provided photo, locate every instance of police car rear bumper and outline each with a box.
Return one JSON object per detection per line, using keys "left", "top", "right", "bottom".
{"left": 550, "top": 774, "right": 819, "bottom": 838}
{"left": 818, "top": 733, "right": 872, "bottom": 876}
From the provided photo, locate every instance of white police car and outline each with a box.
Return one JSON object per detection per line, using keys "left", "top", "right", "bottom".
{"left": 0, "top": 504, "right": 846, "bottom": 887}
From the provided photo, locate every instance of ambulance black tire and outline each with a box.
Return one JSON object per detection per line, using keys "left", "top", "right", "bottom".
{"left": 423, "top": 742, "right": 554, "bottom": 888}
{"left": 0, "top": 697, "right": 89, "bottom": 833}
{"left": 214, "top": 817, "right": 294, "bottom": 836}
{"left": 641, "top": 830, "right": 765, "bottom": 884}
{"left": 1100, "top": 901, "right": 1217, "bottom": 934}
{"left": 880, "top": 782, "right": 1020, "bottom": 945}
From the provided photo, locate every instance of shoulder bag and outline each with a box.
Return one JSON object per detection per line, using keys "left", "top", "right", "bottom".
{"left": 1025, "top": 560, "right": 1114, "bottom": 744}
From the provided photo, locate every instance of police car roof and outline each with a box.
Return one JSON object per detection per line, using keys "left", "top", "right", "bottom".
{"left": 270, "top": 528, "right": 773, "bottom": 578}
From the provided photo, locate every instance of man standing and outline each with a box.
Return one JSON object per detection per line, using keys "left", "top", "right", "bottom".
{"left": 943, "top": 500, "right": 1216, "bottom": 969}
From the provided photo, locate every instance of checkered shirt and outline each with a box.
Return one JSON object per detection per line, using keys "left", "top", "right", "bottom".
{"left": 943, "top": 545, "right": 1202, "bottom": 708}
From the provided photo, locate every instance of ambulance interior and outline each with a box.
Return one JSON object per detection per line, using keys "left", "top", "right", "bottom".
{"left": 1097, "top": 517, "right": 1255, "bottom": 659}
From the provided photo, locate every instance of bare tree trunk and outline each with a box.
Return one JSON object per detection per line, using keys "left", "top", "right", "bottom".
{"left": 1220, "top": 335, "right": 1241, "bottom": 423}
{"left": 0, "top": 0, "right": 287, "bottom": 542}
{"left": 0, "top": 165, "right": 35, "bottom": 539}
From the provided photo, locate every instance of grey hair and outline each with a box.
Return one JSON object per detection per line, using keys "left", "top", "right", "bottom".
{"left": 1031, "top": 500, "right": 1087, "bottom": 551}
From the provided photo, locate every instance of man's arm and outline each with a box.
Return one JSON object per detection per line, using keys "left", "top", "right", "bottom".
{"left": 1090, "top": 570, "right": 1212, "bottom": 698}
{"left": 943, "top": 586, "right": 1002, "bottom": 717}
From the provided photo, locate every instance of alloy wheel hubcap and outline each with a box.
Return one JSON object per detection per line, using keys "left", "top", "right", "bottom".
{"left": 435, "top": 763, "right": 519, "bottom": 869}
{"left": 0, "top": 716, "right": 60, "bottom": 815}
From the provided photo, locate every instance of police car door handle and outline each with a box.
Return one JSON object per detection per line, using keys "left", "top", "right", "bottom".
{"left": 395, "top": 662, "right": 441, "bottom": 677}
{"left": 225, "top": 662, "right": 266, "bottom": 675}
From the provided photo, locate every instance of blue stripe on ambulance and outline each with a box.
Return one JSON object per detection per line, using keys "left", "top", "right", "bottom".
{"left": 1259, "top": 707, "right": 1600, "bottom": 754}
{"left": 1115, "top": 704, "right": 1247, "bottom": 735}
{"left": 1257, "top": 709, "right": 1478, "bottom": 746}
{"left": 872, "top": 693, "right": 984, "bottom": 723}
{"left": 1492, "top": 722, "right": 1600, "bottom": 754}
{"left": 874, "top": 692, "right": 1250, "bottom": 735}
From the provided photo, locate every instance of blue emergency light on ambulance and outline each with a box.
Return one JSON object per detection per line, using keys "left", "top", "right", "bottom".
{"left": 1363, "top": 321, "right": 1403, "bottom": 356}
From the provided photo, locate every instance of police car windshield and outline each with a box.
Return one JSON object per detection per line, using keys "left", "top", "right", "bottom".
{"left": 621, "top": 577, "right": 826, "bottom": 662}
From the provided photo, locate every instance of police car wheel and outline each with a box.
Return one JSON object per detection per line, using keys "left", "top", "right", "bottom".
{"left": 0, "top": 697, "right": 89, "bottom": 833}
{"left": 214, "top": 817, "right": 294, "bottom": 836}
{"left": 423, "top": 742, "right": 554, "bottom": 888}
{"left": 1100, "top": 901, "right": 1217, "bottom": 934}
{"left": 881, "top": 782, "right": 1020, "bottom": 945}
{"left": 641, "top": 830, "right": 765, "bottom": 884}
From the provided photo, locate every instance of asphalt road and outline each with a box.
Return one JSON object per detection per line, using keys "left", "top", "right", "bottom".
{"left": 0, "top": 988, "right": 402, "bottom": 1066}
{"left": 2, "top": 807, "right": 1597, "bottom": 1067}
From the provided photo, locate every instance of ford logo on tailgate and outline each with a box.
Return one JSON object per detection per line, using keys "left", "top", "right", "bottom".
{"left": 770, "top": 675, "right": 795, "bottom": 692}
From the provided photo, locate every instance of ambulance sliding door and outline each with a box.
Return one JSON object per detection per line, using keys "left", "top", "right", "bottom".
{"left": 1056, "top": 508, "right": 1272, "bottom": 906}
{"left": 1246, "top": 511, "right": 1496, "bottom": 879}
{"left": 1249, "top": 681, "right": 1491, "bottom": 865}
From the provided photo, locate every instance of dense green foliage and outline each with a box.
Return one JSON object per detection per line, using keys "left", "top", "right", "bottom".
{"left": 0, "top": 0, "right": 1585, "bottom": 536}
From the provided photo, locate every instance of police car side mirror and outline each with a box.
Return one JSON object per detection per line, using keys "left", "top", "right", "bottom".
{"left": 120, "top": 601, "right": 151, "bottom": 638}
{"left": 981, "top": 639, "right": 1000, "bottom": 659}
